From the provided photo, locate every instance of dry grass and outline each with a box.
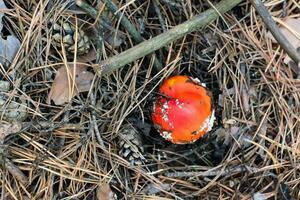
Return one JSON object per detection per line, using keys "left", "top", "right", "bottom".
{"left": 0, "top": 0, "right": 300, "bottom": 199}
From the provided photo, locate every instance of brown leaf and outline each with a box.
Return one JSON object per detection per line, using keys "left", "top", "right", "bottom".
{"left": 77, "top": 50, "right": 97, "bottom": 63}
{"left": 47, "top": 64, "right": 94, "bottom": 105}
{"left": 268, "top": 17, "right": 300, "bottom": 64}
{"left": 241, "top": 86, "right": 250, "bottom": 113}
{"left": 280, "top": 18, "right": 300, "bottom": 64}
{"left": 96, "top": 183, "right": 115, "bottom": 200}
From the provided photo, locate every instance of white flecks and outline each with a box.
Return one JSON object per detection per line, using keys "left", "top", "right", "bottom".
{"left": 199, "top": 116, "right": 210, "bottom": 132}
{"left": 190, "top": 77, "right": 206, "bottom": 88}
{"left": 191, "top": 138, "right": 197, "bottom": 143}
{"left": 168, "top": 121, "right": 175, "bottom": 129}
{"left": 198, "top": 109, "right": 215, "bottom": 133}
{"left": 191, "top": 77, "right": 201, "bottom": 84}
{"left": 162, "top": 112, "right": 168, "bottom": 122}
{"left": 162, "top": 101, "right": 169, "bottom": 110}
{"left": 175, "top": 98, "right": 185, "bottom": 109}
{"left": 161, "top": 101, "right": 169, "bottom": 122}
{"left": 207, "top": 109, "right": 215, "bottom": 131}
{"left": 160, "top": 131, "right": 173, "bottom": 141}
{"left": 157, "top": 100, "right": 175, "bottom": 129}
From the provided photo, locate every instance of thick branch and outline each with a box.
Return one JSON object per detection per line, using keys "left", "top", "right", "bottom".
{"left": 93, "top": 0, "right": 244, "bottom": 75}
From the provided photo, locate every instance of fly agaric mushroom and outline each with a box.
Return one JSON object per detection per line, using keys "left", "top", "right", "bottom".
{"left": 151, "top": 75, "right": 215, "bottom": 144}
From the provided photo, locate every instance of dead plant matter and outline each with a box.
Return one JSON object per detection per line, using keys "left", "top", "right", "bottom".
{"left": 0, "top": 0, "right": 299, "bottom": 199}
{"left": 49, "top": 16, "right": 90, "bottom": 56}
{"left": 118, "top": 124, "right": 146, "bottom": 166}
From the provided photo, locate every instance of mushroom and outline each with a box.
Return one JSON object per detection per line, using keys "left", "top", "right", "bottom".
{"left": 151, "top": 75, "right": 215, "bottom": 144}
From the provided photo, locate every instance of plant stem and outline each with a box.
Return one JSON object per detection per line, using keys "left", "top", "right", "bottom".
{"left": 93, "top": 0, "right": 244, "bottom": 74}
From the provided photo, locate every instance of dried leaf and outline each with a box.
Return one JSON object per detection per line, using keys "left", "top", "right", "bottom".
{"left": 241, "top": 86, "right": 250, "bottom": 112}
{"left": 77, "top": 50, "right": 97, "bottom": 63}
{"left": 96, "top": 184, "right": 115, "bottom": 200}
{"left": 0, "top": 1, "right": 21, "bottom": 67}
{"left": 268, "top": 17, "right": 300, "bottom": 64}
{"left": 47, "top": 64, "right": 94, "bottom": 105}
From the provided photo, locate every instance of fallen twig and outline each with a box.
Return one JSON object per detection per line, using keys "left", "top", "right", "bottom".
{"left": 250, "top": 0, "right": 300, "bottom": 76}
{"left": 160, "top": 0, "right": 182, "bottom": 8}
{"left": 95, "top": 22, "right": 104, "bottom": 63}
{"left": 0, "top": 122, "right": 28, "bottom": 185}
{"left": 153, "top": 0, "right": 166, "bottom": 32}
{"left": 90, "top": 92, "right": 106, "bottom": 148}
{"left": 92, "top": 0, "right": 244, "bottom": 75}
{"left": 1, "top": 157, "right": 29, "bottom": 185}
{"left": 164, "top": 165, "right": 276, "bottom": 179}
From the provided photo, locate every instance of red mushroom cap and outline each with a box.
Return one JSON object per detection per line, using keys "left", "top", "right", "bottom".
{"left": 151, "top": 75, "right": 214, "bottom": 144}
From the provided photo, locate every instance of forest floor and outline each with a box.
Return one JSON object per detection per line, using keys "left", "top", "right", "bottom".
{"left": 0, "top": 0, "right": 299, "bottom": 199}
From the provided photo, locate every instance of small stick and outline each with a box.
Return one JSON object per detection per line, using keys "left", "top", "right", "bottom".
{"left": 160, "top": 0, "right": 182, "bottom": 8}
{"left": 0, "top": 122, "right": 29, "bottom": 185}
{"left": 153, "top": 0, "right": 166, "bottom": 32}
{"left": 95, "top": 23, "right": 104, "bottom": 63}
{"left": 164, "top": 165, "right": 276, "bottom": 178}
{"left": 1, "top": 157, "right": 29, "bottom": 185}
{"left": 92, "top": 0, "right": 244, "bottom": 74}
{"left": 250, "top": 0, "right": 300, "bottom": 75}
{"left": 90, "top": 92, "right": 106, "bottom": 148}
{"left": 153, "top": 0, "right": 166, "bottom": 62}
{"left": 76, "top": 0, "right": 98, "bottom": 17}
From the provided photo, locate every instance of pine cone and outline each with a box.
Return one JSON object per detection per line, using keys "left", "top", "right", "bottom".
{"left": 50, "top": 18, "right": 90, "bottom": 55}
{"left": 0, "top": 81, "right": 27, "bottom": 122}
{"left": 118, "top": 125, "right": 145, "bottom": 166}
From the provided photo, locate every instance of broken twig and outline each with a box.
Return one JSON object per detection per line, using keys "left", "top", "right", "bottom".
{"left": 93, "top": 0, "right": 243, "bottom": 75}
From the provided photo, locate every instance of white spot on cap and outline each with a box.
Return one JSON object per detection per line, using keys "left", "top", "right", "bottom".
{"left": 190, "top": 77, "right": 206, "bottom": 88}
{"left": 162, "top": 102, "right": 169, "bottom": 110}
{"left": 175, "top": 98, "right": 184, "bottom": 109}
{"left": 162, "top": 101, "right": 169, "bottom": 122}
{"left": 198, "top": 109, "right": 215, "bottom": 133}
{"left": 207, "top": 109, "right": 215, "bottom": 131}
{"left": 161, "top": 131, "right": 173, "bottom": 140}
